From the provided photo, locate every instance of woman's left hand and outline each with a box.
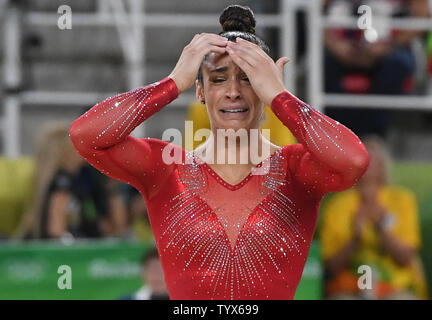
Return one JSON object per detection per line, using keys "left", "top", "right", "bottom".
{"left": 226, "top": 37, "right": 289, "bottom": 106}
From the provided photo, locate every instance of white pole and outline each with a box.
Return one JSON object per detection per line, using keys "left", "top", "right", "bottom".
{"left": 281, "top": 0, "right": 296, "bottom": 93}
{"left": 108, "top": 0, "right": 146, "bottom": 138}
{"left": 3, "top": 3, "right": 22, "bottom": 157}
{"left": 129, "top": 0, "right": 145, "bottom": 138}
{"left": 307, "top": 0, "right": 323, "bottom": 111}
{"left": 96, "top": 0, "right": 110, "bottom": 15}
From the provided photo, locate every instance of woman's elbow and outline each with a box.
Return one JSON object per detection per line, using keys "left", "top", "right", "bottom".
{"left": 355, "top": 149, "right": 370, "bottom": 176}
{"left": 69, "top": 121, "right": 91, "bottom": 156}
{"left": 341, "top": 151, "right": 370, "bottom": 189}
{"left": 69, "top": 122, "right": 82, "bottom": 145}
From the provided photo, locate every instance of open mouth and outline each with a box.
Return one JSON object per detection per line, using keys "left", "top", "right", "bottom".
{"left": 219, "top": 107, "right": 250, "bottom": 120}
{"left": 220, "top": 108, "right": 249, "bottom": 113}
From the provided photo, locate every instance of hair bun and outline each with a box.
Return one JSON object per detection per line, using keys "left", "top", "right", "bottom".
{"left": 219, "top": 5, "right": 256, "bottom": 34}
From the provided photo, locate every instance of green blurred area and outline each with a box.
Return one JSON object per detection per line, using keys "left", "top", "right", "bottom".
{"left": 0, "top": 240, "right": 150, "bottom": 299}
{"left": 294, "top": 241, "right": 323, "bottom": 300}
{"left": 0, "top": 240, "right": 322, "bottom": 300}
{"left": 393, "top": 162, "right": 432, "bottom": 298}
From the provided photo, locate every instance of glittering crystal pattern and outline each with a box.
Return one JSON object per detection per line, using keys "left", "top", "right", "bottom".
{"left": 159, "top": 148, "right": 309, "bottom": 300}
{"left": 70, "top": 79, "right": 369, "bottom": 300}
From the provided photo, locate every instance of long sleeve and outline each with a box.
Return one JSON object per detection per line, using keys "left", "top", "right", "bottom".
{"left": 69, "top": 77, "right": 180, "bottom": 198}
{"left": 271, "top": 91, "right": 370, "bottom": 196}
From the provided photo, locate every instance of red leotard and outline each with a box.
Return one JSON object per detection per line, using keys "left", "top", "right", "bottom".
{"left": 70, "top": 77, "right": 369, "bottom": 300}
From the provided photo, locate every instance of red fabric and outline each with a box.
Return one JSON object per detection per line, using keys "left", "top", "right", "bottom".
{"left": 342, "top": 74, "right": 371, "bottom": 93}
{"left": 70, "top": 78, "right": 369, "bottom": 300}
{"left": 402, "top": 76, "right": 414, "bottom": 93}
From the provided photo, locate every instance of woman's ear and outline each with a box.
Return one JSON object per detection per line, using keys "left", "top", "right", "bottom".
{"left": 195, "top": 80, "right": 205, "bottom": 104}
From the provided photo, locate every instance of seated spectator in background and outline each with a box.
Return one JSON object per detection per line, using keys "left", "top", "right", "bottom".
{"left": 0, "top": 156, "right": 34, "bottom": 239}
{"left": 103, "top": 178, "right": 129, "bottom": 237}
{"left": 121, "top": 184, "right": 154, "bottom": 242}
{"left": 119, "top": 247, "right": 169, "bottom": 300}
{"left": 323, "top": 0, "right": 429, "bottom": 137}
{"left": 13, "top": 122, "right": 128, "bottom": 240}
{"left": 427, "top": 31, "right": 432, "bottom": 91}
{"left": 320, "top": 136, "right": 428, "bottom": 299}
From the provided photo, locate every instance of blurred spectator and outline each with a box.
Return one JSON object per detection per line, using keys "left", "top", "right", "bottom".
{"left": 320, "top": 136, "right": 428, "bottom": 299}
{"left": 121, "top": 184, "right": 154, "bottom": 242}
{"left": 323, "top": 0, "right": 429, "bottom": 137}
{"left": 0, "top": 156, "right": 34, "bottom": 239}
{"left": 427, "top": 31, "right": 432, "bottom": 92}
{"left": 13, "top": 122, "right": 128, "bottom": 240}
{"left": 119, "top": 247, "right": 169, "bottom": 300}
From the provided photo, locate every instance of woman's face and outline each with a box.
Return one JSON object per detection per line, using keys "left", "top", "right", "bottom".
{"left": 196, "top": 51, "right": 264, "bottom": 132}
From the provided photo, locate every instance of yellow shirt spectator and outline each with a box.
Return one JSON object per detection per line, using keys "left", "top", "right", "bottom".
{"left": 0, "top": 157, "right": 34, "bottom": 237}
{"left": 320, "top": 186, "right": 428, "bottom": 299}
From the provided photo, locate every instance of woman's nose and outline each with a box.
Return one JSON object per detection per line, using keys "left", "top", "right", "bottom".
{"left": 226, "top": 79, "right": 241, "bottom": 100}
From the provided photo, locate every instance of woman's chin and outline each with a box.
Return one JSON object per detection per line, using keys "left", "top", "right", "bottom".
{"left": 216, "top": 120, "right": 251, "bottom": 131}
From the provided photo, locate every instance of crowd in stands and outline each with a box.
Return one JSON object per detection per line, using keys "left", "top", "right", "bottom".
{"left": 323, "top": 0, "right": 430, "bottom": 137}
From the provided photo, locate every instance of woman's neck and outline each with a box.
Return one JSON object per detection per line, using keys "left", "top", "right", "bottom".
{"left": 197, "top": 128, "right": 275, "bottom": 166}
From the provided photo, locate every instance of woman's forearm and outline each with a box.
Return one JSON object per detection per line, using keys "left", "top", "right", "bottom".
{"left": 68, "top": 78, "right": 179, "bottom": 196}
{"left": 271, "top": 91, "right": 370, "bottom": 190}
{"left": 69, "top": 77, "right": 178, "bottom": 153}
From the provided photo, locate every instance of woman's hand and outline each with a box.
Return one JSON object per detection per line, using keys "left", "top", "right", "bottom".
{"left": 225, "top": 37, "right": 289, "bottom": 106}
{"left": 168, "top": 33, "right": 228, "bottom": 94}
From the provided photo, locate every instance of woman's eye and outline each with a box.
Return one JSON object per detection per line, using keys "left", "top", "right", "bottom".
{"left": 212, "top": 78, "right": 225, "bottom": 83}
{"left": 242, "top": 77, "right": 250, "bottom": 82}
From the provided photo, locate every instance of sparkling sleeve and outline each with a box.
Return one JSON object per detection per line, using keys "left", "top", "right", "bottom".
{"left": 271, "top": 91, "right": 370, "bottom": 196}
{"left": 69, "top": 77, "right": 179, "bottom": 198}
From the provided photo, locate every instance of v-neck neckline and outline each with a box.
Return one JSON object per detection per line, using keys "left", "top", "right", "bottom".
{"left": 196, "top": 147, "right": 282, "bottom": 191}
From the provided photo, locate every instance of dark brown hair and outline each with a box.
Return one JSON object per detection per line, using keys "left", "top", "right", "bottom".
{"left": 197, "top": 5, "right": 270, "bottom": 84}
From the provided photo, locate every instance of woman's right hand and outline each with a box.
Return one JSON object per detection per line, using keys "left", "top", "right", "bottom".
{"left": 168, "top": 33, "right": 228, "bottom": 94}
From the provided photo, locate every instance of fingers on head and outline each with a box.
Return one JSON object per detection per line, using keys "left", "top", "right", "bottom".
{"left": 234, "top": 38, "right": 268, "bottom": 61}
{"left": 236, "top": 37, "right": 257, "bottom": 49}
{"left": 228, "top": 50, "right": 250, "bottom": 71}
{"left": 275, "top": 58, "right": 284, "bottom": 67}
{"left": 277, "top": 58, "right": 289, "bottom": 70}
{"left": 197, "top": 32, "right": 226, "bottom": 40}
{"left": 209, "top": 46, "right": 226, "bottom": 54}
{"left": 195, "top": 33, "right": 227, "bottom": 47}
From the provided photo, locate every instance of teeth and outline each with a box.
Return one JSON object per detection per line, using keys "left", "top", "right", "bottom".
{"left": 222, "top": 109, "right": 247, "bottom": 113}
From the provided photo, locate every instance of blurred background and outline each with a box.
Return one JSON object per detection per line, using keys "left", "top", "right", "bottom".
{"left": 0, "top": 0, "right": 431, "bottom": 300}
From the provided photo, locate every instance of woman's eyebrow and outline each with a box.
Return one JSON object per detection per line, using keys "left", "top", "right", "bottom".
{"left": 210, "top": 66, "right": 228, "bottom": 73}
